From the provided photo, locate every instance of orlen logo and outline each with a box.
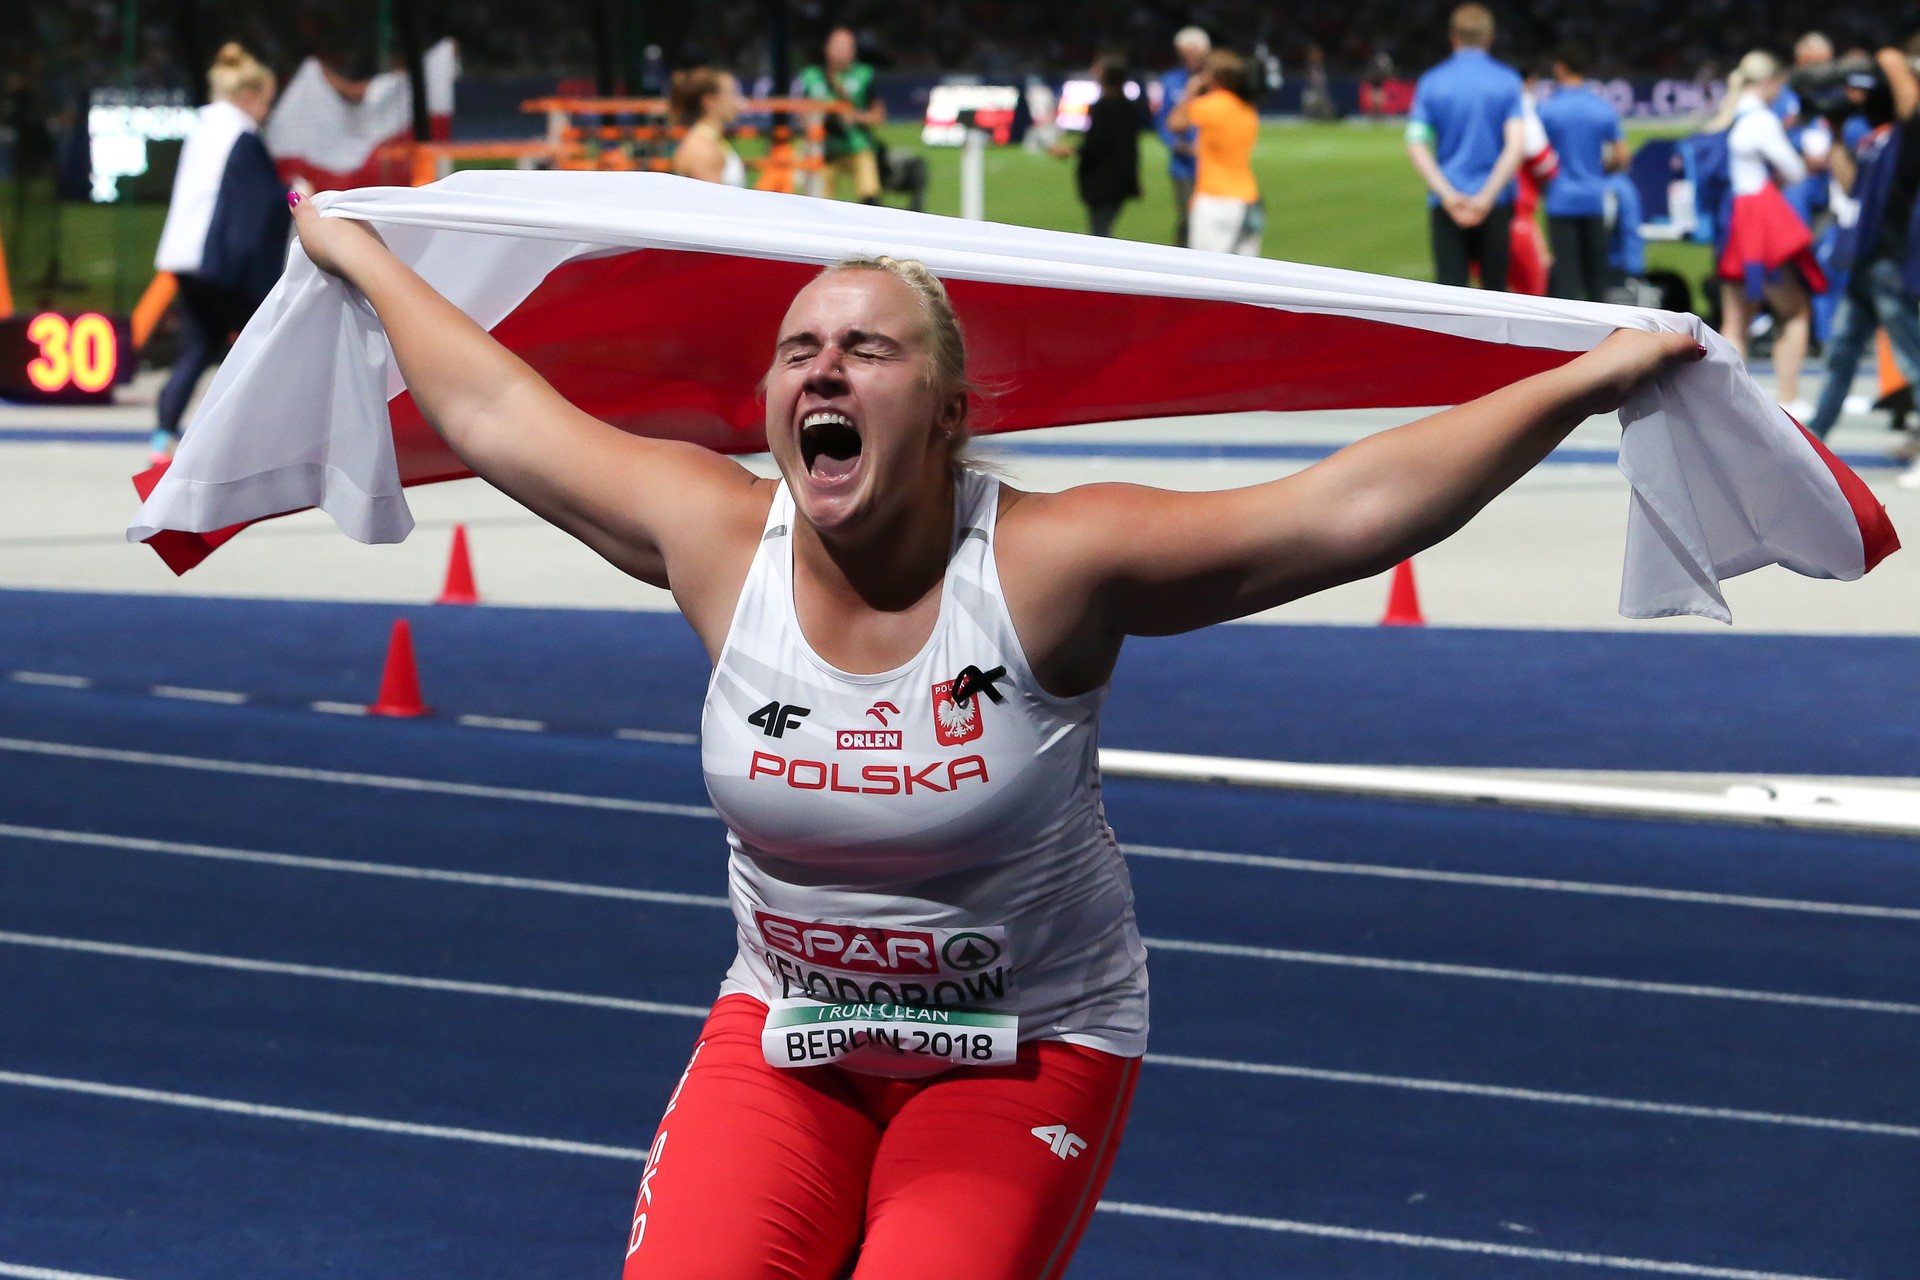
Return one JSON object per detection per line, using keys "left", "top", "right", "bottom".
{"left": 836, "top": 729, "right": 901, "bottom": 750}
{"left": 930, "top": 679, "right": 983, "bottom": 746}
{"left": 756, "top": 912, "right": 938, "bottom": 974}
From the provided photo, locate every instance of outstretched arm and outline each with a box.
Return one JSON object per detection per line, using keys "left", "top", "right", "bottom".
{"left": 1016, "top": 330, "right": 1703, "bottom": 646}
{"left": 286, "top": 197, "right": 762, "bottom": 618}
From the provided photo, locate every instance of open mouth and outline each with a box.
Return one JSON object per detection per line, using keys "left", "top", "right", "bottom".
{"left": 800, "top": 411, "right": 863, "bottom": 483}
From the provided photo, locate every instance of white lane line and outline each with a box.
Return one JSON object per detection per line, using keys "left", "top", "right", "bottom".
{"left": 2, "top": 736, "right": 1914, "bottom": 919}
{"left": 9, "top": 823, "right": 1912, "bottom": 1017}
{"left": 0, "top": 1066, "right": 1858, "bottom": 1280}
{"left": 0, "top": 1070, "right": 647, "bottom": 1161}
{"left": 0, "top": 738, "right": 715, "bottom": 820}
{"left": 149, "top": 686, "right": 247, "bottom": 705}
{"left": 310, "top": 701, "right": 367, "bottom": 716}
{"left": 457, "top": 715, "right": 546, "bottom": 732}
{"left": 0, "top": 823, "right": 729, "bottom": 909}
{"left": 8, "top": 925, "right": 1914, "bottom": 1141}
{"left": 1143, "top": 1053, "right": 1920, "bottom": 1140}
{"left": 615, "top": 728, "right": 701, "bottom": 745}
{"left": 8, "top": 673, "right": 93, "bottom": 690}
{"left": 1094, "top": 1202, "right": 1845, "bottom": 1280}
{"left": 0, "top": 932, "right": 712, "bottom": 1021}
{"left": 0, "top": 1264, "right": 132, "bottom": 1280}
{"left": 1143, "top": 937, "right": 1920, "bottom": 1016}
{"left": 1123, "top": 842, "right": 1920, "bottom": 922}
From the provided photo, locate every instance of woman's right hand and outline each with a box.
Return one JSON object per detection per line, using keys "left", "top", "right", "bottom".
{"left": 288, "top": 192, "right": 388, "bottom": 280}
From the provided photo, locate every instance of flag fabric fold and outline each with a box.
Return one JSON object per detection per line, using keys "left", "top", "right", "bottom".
{"left": 127, "top": 170, "right": 1896, "bottom": 621}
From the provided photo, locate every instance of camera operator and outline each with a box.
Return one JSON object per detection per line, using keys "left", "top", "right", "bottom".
{"left": 1805, "top": 44, "right": 1920, "bottom": 470}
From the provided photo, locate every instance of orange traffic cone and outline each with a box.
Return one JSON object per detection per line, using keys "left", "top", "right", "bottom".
{"left": 435, "top": 524, "right": 480, "bottom": 605}
{"left": 1380, "top": 559, "right": 1425, "bottom": 626}
{"left": 367, "top": 618, "right": 432, "bottom": 717}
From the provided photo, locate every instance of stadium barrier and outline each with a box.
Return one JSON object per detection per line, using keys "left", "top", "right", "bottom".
{"left": 520, "top": 96, "right": 852, "bottom": 194}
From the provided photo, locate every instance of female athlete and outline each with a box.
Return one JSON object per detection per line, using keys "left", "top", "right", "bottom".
{"left": 288, "top": 194, "right": 1700, "bottom": 1279}
{"left": 670, "top": 67, "right": 747, "bottom": 188}
{"left": 1710, "top": 49, "right": 1825, "bottom": 414}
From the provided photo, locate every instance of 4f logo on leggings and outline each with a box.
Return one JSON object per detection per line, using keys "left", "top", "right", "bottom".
{"left": 1031, "top": 1124, "right": 1086, "bottom": 1159}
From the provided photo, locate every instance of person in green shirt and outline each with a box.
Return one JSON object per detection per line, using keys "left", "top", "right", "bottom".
{"left": 799, "top": 27, "right": 887, "bottom": 202}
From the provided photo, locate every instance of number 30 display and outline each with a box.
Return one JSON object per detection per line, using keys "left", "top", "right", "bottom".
{"left": 1, "top": 312, "right": 129, "bottom": 403}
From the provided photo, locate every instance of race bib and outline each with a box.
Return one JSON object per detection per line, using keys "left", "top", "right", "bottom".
{"left": 762, "top": 999, "right": 1019, "bottom": 1072}
{"left": 751, "top": 911, "right": 1017, "bottom": 1075}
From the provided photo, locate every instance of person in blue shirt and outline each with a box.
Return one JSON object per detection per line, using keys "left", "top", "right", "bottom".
{"left": 1156, "top": 27, "right": 1210, "bottom": 246}
{"left": 1537, "top": 43, "right": 1627, "bottom": 301}
{"left": 1405, "top": 3, "right": 1526, "bottom": 290}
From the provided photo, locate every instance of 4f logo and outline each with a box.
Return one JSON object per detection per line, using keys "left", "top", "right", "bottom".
{"left": 748, "top": 701, "right": 810, "bottom": 738}
{"left": 1031, "top": 1125, "right": 1086, "bottom": 1160}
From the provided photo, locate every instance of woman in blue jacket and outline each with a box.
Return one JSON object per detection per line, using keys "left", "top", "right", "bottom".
{"left": 151, "top": 43, "right": 291, "bottom": 460}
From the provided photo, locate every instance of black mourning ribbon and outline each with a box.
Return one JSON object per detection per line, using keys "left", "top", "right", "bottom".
{"left": 951, "top": 664, "right": 1008, "bottom": 707}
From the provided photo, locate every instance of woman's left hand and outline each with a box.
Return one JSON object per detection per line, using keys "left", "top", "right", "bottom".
{"left": 1567, "top": 329, "right": 1707, "bottom": 417}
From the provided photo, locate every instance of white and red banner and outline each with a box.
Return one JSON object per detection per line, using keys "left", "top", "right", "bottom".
{"left": 264, "top": 38, "right": 458, "bottom": 190}
{"left": 127, "top": 170, "right": 1896, "bottom": 621}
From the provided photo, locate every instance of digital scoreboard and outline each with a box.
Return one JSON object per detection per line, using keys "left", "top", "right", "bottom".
{"left": 0, "top": 312, "right": 134, "bottom": 404}
{"left": 921, "top": 85, "right": 1020, "bottom": 147}
{"left": 87, "top": 89, "right": 198, "bottom": 203}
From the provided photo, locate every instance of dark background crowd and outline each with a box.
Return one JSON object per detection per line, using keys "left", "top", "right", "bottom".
{"left": 13, "top": 0, "right": 1920, "bottom": 104}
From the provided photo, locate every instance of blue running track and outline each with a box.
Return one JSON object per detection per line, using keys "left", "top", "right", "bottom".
{"left": 1, "top": 589, "right": 1916, "bottom": 1279}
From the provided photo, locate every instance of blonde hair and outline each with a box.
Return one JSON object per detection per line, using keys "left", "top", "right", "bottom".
{"left": 1450, "top": 3, "right": 1495, "bottom": 49}
{"left": 208, "top": 42, "right": 275, "bottom": 102}
{"left": 817, "top": 256, "right": 979, "bottom": 464}
{"left": 1709, "top": 49, "right": 1783, "bottom": 128}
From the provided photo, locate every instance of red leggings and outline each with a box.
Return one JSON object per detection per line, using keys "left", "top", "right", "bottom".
{"left": 621, "top": 994, "right": 1140, "bottom": 1279}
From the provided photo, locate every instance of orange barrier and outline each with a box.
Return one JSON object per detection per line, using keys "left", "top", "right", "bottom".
{"left": 0, "top": 220, "right": 12, "bottom": 318}
{"left": 130, "top": 272, "right": 178, "bottom": 349}
{"left": 407, "top": 139, "right": 558, "bottom": 186}
{"left": 523, "top": 96, "right": 849, "bottom": 192}
{"left": 1876, "top": 331, "right": 1911, "bottom": 405}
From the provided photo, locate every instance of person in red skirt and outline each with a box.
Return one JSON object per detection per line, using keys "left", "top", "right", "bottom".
{"left": 1711, "top": 50, "right": 1827, "bottom": 415}
{"left": 1506, "top": 67, "right": 1560, "bottom": 296}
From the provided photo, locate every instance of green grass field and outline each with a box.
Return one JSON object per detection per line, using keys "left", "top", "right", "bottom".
{"left": 0, "top": 119, "right": 1714, "bottom": 320}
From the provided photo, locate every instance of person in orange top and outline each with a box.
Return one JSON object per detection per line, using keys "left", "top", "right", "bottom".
{"left": 1168, "top": 50, "right": 1263, "bottom": 255}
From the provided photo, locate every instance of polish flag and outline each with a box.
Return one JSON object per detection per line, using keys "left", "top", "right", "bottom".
{"left": 128, "top": 171, "right": 1896, "bottom": 622}
{"left": 264, "top": 38, "right": 459, "bottom": 191}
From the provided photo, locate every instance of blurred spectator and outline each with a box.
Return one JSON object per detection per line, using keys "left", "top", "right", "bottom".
{"left": 670, "top": 67, "right": 746, "bottom": 187}
{"left": 1301, "top": 45, "right": 1339, "bottom": 121}
{"left": 1170, "top": 49, "right": 1263, "bottom": 255}
{"left": 1052, "top": 59, "right": 1143, "bottom": 237}
{"left": 1406, "top": 4, "right": 1526, "bottom": 289}
{"left": 1538, "top": 42, "right": 1627, "bottom": 300}
{"left": 1155, "top": 27, "right": 1210, "bottom": 246}
{"left": 1711, "top": 49, "right": 1823, "bottom": 413}
{"left": 1806, "top": 46, "right": 1920, "bottom": 457}
{"left": 150, "top": 43, "right": 289, "bottom": 461}
{"left": 798, "top": 27, "right": 886, "bottom": 203}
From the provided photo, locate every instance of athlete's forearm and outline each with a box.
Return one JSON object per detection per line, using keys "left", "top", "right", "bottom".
{"left": 1317, "top": 361, "right": 1608, "bottom": 563}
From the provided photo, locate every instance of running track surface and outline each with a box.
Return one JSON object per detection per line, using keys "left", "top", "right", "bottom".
{"left": 1, "top": 591, "right": 1917, "bottom": 1279}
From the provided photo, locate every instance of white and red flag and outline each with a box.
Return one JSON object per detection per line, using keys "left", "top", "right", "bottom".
{"left": 128, "top": 171, "right": 1896, "bottom": 621}
{"left": 264, "top": 38, "right": 459, "bottom": 190}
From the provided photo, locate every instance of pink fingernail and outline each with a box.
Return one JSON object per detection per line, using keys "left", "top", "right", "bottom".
{"left": 287, "top": 190, "right": 301, "bottom": 208}
{"left": 1694, "top": 343, "right": 1707, "bottom": 357}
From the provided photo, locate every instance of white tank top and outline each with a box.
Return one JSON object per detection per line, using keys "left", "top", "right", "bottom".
{"left": 704, "top": 469, "right": 1149, "bottom": 1071}
{"left": 720, "top": 146, "right": 747, "bottom": 189}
